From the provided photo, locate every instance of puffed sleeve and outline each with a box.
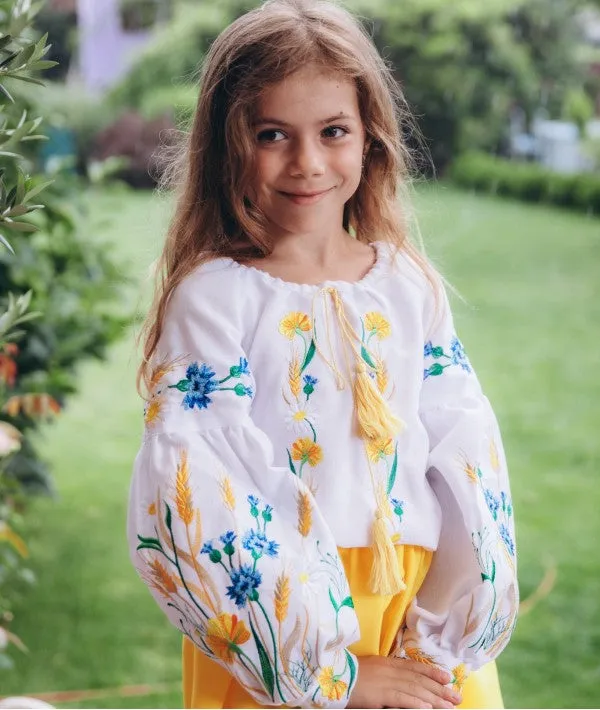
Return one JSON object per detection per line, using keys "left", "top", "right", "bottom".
{"left": 393, "top": 284, "right": 518, "bottom": 690}
{"left": 127, "top": 276, "right": 360, "bottom": 708}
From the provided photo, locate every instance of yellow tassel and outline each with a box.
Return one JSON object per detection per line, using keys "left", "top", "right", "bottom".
{"left": 369, "top": 508, "right": 406, "bottom": 595}
{"left": 354, "top": 362, "right": 404, "bottom": 440}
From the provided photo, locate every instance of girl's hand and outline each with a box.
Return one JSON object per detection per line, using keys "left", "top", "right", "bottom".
{"left": 347, "top": 655, "right": 463, "bottom": 709}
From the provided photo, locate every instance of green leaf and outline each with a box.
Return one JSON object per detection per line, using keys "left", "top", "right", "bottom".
{"left": 172, "top": 379, "right": 189, "bottom": 392}
{"left": 0, "top": 36, "right": 13, "bottom": 52}
{"left": 3, "top": 220, "right": 37, "bottom": 232}
{"left": 2, "top": 73, "right": 44, "bottom": 86}
{"left": 23, "top": 179, "right": 53, "bottom": 202}
{"left": 165, "top": 503, "right": 172, "bottom": 530}
{"left": 0, "top": 50, "right": 18, "bottom": 68}
{"left": 0, "top": 232, "right": 14, "bottom": 253}
{"left": 386, "top": 444, "right": 398, "bottom": 495}
{"left": 345, "top": 650, "right": 357, "bottom": 697}
{"left": 301, "top": 339, "right": 316, "bottom": 372}
{"left": 328, "top": 587, "right": 339, "bottom": 612}
{"left": 431, "top": 346, "right": 445, "bottom": 358}
{"left": 287, "top": 449, "right": 297, "bottom": 475}
{"left": 360, "top": 345, "right": 377, "bottom": 369}
{"left": 340, "top": 596, "right": 355, "bottom": 609}
{"left": 0, "top": 82, "right": 14, "bottom": 103}
{"left": 28, "top": 59, "right": 57, "bottom": 71}
{"left": 249, "top": 615, "right": 275, "bottom": 700}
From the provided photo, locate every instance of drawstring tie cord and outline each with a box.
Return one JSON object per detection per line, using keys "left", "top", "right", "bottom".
{"left": 311, "top": 287, "right": 406, "bottom": 595}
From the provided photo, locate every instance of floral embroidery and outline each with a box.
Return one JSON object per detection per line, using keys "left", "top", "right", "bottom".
{"left": 364, "top": 312, "right": 391, "bottom": 340}
{"left": 318, "top": 666, "right": 348, "bottom": 701}
{"left": 205, "top": 613, "right": 251, "bottom": 663}
{"left": 168, "top": 358, "right": 253, "bottom": 410}
{"left": 452, "top": 663, "right": 468, "bottom": 692}
{"left": 423, "top": 336, "right": 472, "bottom": 379}
{"left": 463, "top": 458, "right": 515, "bottom": 558}
{"left": 280, "top": 312, "right": 321, "bottom": 485}
{"left": 135, "top": 451, "right": 356, "bottom": 704}
{"left": 291, "top": 437, "right": 323, "bottom": 470}
{"left": 279, "top": 312, "right": 312, "bottom": 339}
{"left": 366, "top": 437, "right": 394, "bottom": 462}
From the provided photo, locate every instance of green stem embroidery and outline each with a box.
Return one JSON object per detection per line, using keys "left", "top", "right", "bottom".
{"left": 307, "top": 420, "right": 317, "bottom": 443}
{"left": 257, "top": 598, "right": 287, "bottom": 703}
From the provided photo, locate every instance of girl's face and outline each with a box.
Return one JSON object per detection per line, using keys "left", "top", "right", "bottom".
{"left": 249, "top": 65, "right": 366, "bottom": 240}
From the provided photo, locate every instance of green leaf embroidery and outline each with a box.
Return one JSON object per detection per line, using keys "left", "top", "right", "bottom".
{"left": 339, "top": 596, "right": 355, "bottom": 609}
{"left": 328, "top": 587, "right": 339, "bottom": 612}
{"left": 345, "top": 650, "right": 357, "bottom": 697}
{"left": 386, "top": 444, "right": 398, "bottom": 495}
{"left": 165, "top": 503, "right": 172, "bottom": 530}
{"left": 249, "top": 614, "right": 275, "bottom": 700}
{"left": 172, "top": 379, "right": 190, "bottom": 392}
{"left": 427, "top": 363, "right": 445, "bottom": 377}
{"left": 360, "top": 345, "right": 377, "bottom": 369}
{"left": 431, "top": 346, "right": 445, "bottom": 358}
{"left": 287, "top": 449, "right": 297, "bottom": 476}
{"left": 301, "top": 339, "right": 316, "bottom": 372}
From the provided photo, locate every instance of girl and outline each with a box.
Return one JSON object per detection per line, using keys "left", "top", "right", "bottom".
{"left": 128, "top": 0, "right": 518, "bottom": 708}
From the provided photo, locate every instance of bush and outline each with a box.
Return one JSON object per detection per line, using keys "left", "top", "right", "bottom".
{"left": 450, "top": 152, "right": 600, "bottom": 214}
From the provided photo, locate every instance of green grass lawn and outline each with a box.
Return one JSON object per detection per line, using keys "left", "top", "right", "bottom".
{"left": 2, "top": 184, "right": 599, "bottom": 708}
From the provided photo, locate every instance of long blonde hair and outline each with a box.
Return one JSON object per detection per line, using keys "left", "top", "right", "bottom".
{"left": 138, "top": 0, "right": 437, "bottom": 395}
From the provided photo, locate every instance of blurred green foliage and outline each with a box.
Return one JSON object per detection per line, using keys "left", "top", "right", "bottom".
{"left": 450, "top": 151, "right": 600, "bottom": 212}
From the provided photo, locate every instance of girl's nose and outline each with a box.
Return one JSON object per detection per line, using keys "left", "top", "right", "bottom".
{"left": 289, "top": 139, "right": 325, "bottom": 178}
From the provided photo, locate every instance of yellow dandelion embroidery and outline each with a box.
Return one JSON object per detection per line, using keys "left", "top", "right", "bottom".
{"left": 205, "top": 613, "right": 251, "bottom": 663}
{"left": 404, "top": 647, "right": 437, "bottom": 667}
{"left": 490, "top": 439, "right": 500, "bottom": 473}
{"left": 144, "top": 395, "right": 163, "bottom": 426}
{"left": 318, "top": 667, "right": 348, "bottom": 701}
{"left": 289, "top": 355, "right": 302, "bottom": 398}
{"left": 291, "top": 437, "right": 323, "bottom": 467}
{"left": 148, "top": 559, "right": 177, "bottom": 598}
{"left": 147, "top": 502, "right": 157, "bottom": 516}
{"left": 297, "top": 490, "right": 313, "bottom": 537}
{"left": 365, "top": 312, "right": 391, "bottom": 339}
{"left": 366, "top": 437, "right": 394, "bottom": 462}
{"left": 279, "top": 312, "right": 312, "bottom": 339}
{"left": 219, "top": 476, "right": 236, "bottom": 512}
{"left": 274, "top": 572, "right": 291, "bottom": 623}
{"left": 452, "top": 663, "right": 468, "bottom": 692}
{"left": 175, "top": 451, "right": 194, "bottom": 525}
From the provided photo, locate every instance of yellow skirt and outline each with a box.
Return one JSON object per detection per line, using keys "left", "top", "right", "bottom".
{"left": 183, "top": 546, "right": 504, "bottom": 709}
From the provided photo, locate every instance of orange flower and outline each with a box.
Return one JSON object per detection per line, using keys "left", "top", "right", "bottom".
{"left": 205, "top": 613, "right": 251, "bottom": 663}
{"left": 318, "top": 666, "right": 348, "bottom": 701}
{"left": 291, "top": 437, "right": 323, "bottom": 467}
{"left": 3, "top": 394, "right": 60, "bottom": 418}
{"left": 452, "top": 663, "right": 468, "bottom": 692}
{"left": 279, "top": 312, "right": 311, "bottom": 339}
{"left": 366, "top": 437, "right": 394, "bottom": 462}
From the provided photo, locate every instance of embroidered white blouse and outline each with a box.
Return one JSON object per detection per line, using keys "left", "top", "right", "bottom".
{"left": 127, "top": 241, "right": 518, "bottom": 708}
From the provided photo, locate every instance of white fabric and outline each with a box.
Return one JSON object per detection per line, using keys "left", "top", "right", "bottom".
{"left": 127, "top": 242, "right": 518, "bottom": 706}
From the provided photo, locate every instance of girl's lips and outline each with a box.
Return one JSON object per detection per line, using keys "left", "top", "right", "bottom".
{"left": 278, "top": 187, "right": 334, "bottom": 205}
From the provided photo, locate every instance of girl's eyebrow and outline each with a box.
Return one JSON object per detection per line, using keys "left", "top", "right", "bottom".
{"left": 254, "top": 113, "right": 357, "bottom": 127}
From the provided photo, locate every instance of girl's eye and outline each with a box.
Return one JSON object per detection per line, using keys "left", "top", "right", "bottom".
{"left": 322, "top": 125, "right": 349, "bottom": 139}
{"left": 257, "top": 129, "right": 286, "bottom": 143}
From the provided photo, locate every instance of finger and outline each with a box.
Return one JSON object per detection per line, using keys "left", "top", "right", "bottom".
{"left": 411, "top": 675, "right": 462, "bottom": 705}
{"left": 387, "top": 690, "right": 433, "bottom": 709}
{"left": 393, "top": 658, "right": 452, "bottom": 686}
{"left": 391, "top": 685, "right": 455, "bottom": 710}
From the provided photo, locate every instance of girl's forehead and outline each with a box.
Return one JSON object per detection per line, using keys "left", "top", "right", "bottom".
{"left": 256, "top": 66, "right": 360, "bottom": 121}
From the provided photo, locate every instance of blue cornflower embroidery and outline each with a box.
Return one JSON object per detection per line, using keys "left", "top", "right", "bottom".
{"left": 423, "top": 334, "right": 473, "bottom": 379}
{"left": 390, "top": 498, "right": 405, "bottom": 520}
{"left": 302, "top": 373, "right": 318, "bottom": 398}
{"left": 220, "top": 531, "right": 236, "bottom": 546}
{"left": 242, "top": 529, "right": 280, "bottom": 559}
{"left": 450, "top": 336, "right": 472, "bottom": 373}
{"left": 484, "top": 489, "right": 500, "bottom": 520}
{"left": 168, "top": 356, "right": 253, "bottom": 412}
{"left": 499, "top": 523, "right": 515, "bottom": 556}
{"left": 248, "top": 494, "right": 260, "bottom": 507}
{"left": 201, "top": 541, "right": 214, "bottom": 554}
{"left": 226, "top": 564, "right": 262, "bottom": 608}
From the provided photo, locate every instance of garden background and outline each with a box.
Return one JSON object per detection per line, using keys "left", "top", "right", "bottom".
{"left": 1, "top": 0, "right": 599, "bottom": 708}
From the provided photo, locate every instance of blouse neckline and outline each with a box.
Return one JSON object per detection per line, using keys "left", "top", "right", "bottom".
{"left": 218, "top": 241, "right": 388, "bottom": 293}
